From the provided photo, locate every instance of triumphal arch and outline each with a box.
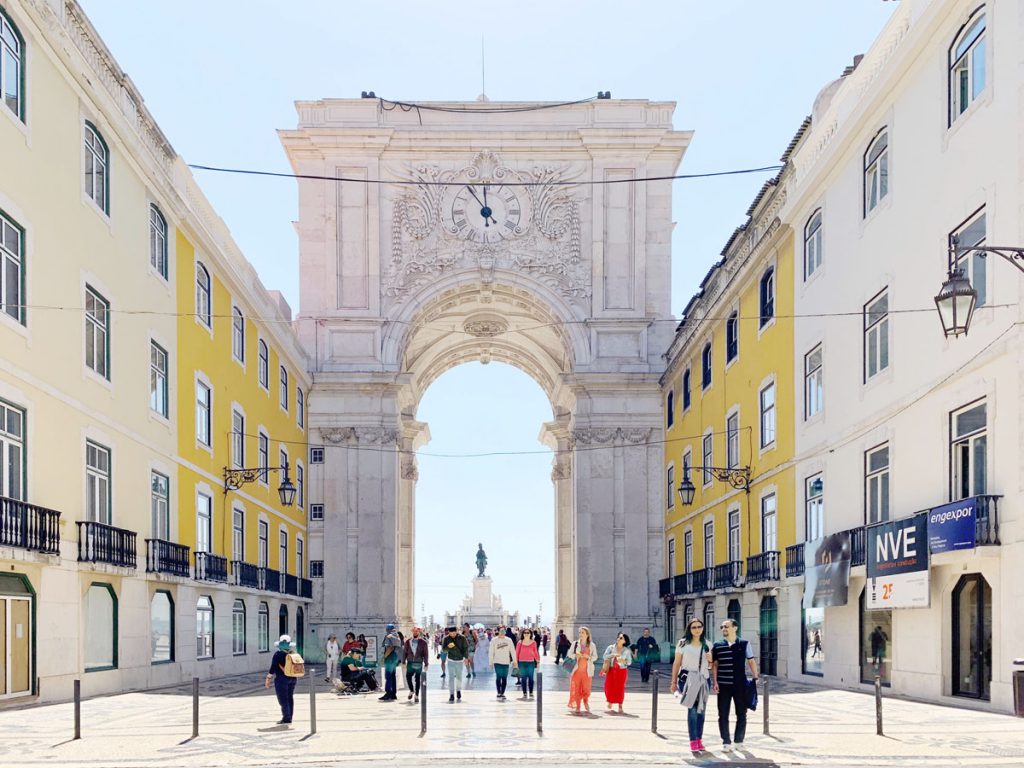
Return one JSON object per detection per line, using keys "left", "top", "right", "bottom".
{"left": 280, "top": 98, "right": 690, "bottom": 639}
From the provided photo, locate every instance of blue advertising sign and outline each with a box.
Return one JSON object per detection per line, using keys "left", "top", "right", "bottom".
{"left": 928, "top": 498, "right": 976, "bottom": 554}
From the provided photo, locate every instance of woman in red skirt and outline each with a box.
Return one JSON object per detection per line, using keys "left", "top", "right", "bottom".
{"left": 600, "top": 632, "right": 634, "bottom": 713}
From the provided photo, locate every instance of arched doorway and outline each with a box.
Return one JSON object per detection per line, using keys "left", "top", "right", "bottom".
{"left": 952, "top": 574, "right": 991, "bottom": 699}
{"left": 296, "top": 607, "right": 304, "bottom": 655}
{"left": 759, "top": 596, "right": 778, "bottom": 677}
{"left": 279, "top": 604, "right": 288, "bottom": 639}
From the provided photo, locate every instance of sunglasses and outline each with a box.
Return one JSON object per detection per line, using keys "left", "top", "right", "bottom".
{"left": 720, "top": 625, "right": 731, "bottom": 630}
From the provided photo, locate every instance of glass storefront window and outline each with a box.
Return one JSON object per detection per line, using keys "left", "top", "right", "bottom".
{"left": 150, "top": 591, "right": 173, "bottom": 663}
{"left": 802, "top": 606, "right": 824, "bottom": 676}
{"left": 860, "top": 590, "right": 891, "bottom": 685}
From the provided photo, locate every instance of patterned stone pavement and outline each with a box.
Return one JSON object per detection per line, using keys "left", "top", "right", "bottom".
{"left": 2, "top": 656, "right": 1023, "bottom": 767}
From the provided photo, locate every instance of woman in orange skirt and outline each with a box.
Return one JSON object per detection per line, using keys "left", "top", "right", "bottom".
{"left": 567, "top": 626, "right": 595, "bottom": 713}
{"left": 600, "top": 632, "right": 633, "bottom": 713}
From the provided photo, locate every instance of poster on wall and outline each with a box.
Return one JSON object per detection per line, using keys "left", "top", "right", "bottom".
{"left": 802, "top": 532, "right": 852, "bottom": 608}
{"left": 867, "top": 513, "right": 930, "bottom": 609}
{"left": 928, "top": 498, "right": 976, "bottom": 553}
{"left": 364, "top": 635, "right": 378, "bottom": 664}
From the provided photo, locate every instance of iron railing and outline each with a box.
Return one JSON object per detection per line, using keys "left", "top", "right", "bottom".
{"left": 284, "top": 573, "right": 298, "bottom": 596}
{"left": 231, "top": 560, "right": 259, "bottom": 588}
{"left": 711, "top": 560, "right": 744, "bottom": 590}
{"left": 77, "top": 521, "right": 137, "bottom": 568}
{"left": 194, "top": 552, "right": 228, "bottom": 583}
{"left": 299, "top": 577, "right": 313, "bottom": 599}
{"left": 257, "top": 566, "right": 279, "bottom": 592}
{"left": 691, "top": 567, "right": 711, "bottom": 593}
{"left": 1, "top": 496, "right": 61, "bottom": 554}
{"left": 746, "top": 551, "right": 781, "bottom": 584}
{"left": 146, "top": 539, "right": 190, "bottom": 576}
{"left": 659, "top": 577, "right": 672, "bottom": 598}
{"left": 972, "top": 494, "right": 1001, "bottom": 546}
{"left": 673, "top": 573, "right": 692, "bottom": 596}
{"left": 785, "top": 543, "right": 804, "bottom": 578}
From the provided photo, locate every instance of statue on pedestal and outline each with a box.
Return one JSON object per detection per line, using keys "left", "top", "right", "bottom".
{"left": 476, "top": 543, "right": 488, "bottom": 577}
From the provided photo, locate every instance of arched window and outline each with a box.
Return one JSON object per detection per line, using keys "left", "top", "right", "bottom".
{"left": 257, "top": 602, "right": 270, "bottom": 652}
{"left": 84, "top": 122, "right": 109, "bottom": 214}
{"left": 150, "top": 590, "right": 174, "bottom": 663}
{"left": 231, "top": 307, "right": 245, "bottom": 362}
{"left": 949, "top": 11, "right": 986, "bottom": 125}
{"left": 85, "top": 583, "right": 117, "bottom": 670}
{"left": 682, "top": 369, "right": 691, "bottom": 410}
{"left": 258, "top": 339, "right": 269, "bottom": 388}
{"left": 196, "top": 596, "right": 214, "bottom": 659}
{"left": 666, "top": 391, "right": 674, "bottom": 429}
{"left": 726, "top": 311, "right": 739, "bottom": 361}
{"left": 759, "top": 268, "right": 775, "bottom": 327}
{"left": 701, "top": 343, "right": 712, "bottom": 389}
{"left": 804, "top": 209, "right": 822, "bottom": 279}
{"left": 759, "top": 596, "right": 778, "bottom": 676}
{"left": 863, "top": 129, "right": 889, "bottom": 215}
{"left": 727, "top": 598, "right": 742, "bottom": 630}
{"left": 1, "top": 10, "right": 25, "bottom": 121}
{"left": 278, "top": 604, "right": 289, "bottom": 638}
{"left": 195, "top": 262, "right": 211, "bottom": 327}
{"left": 149, "top": 204, "right": 168, "bottom": 279}
{"left": 231, "top": 599, "right": 246, "bottom": 655}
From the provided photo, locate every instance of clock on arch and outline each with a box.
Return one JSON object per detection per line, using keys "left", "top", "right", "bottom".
{"left": 449, "top": 183, "right": 524, "bottom": 244}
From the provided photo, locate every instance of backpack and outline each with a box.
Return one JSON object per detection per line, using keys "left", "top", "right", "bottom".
{"left": 283, "top": 652, "right": 305, "bottom": 677}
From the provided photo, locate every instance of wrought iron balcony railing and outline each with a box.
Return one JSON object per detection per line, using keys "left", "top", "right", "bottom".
{"left": 746, "top": 551, "right": 781, "bottom": 584}
{"left": 1, "top": 496, "right": 60, "bottom": 554}
{"left": 146, "top": 539, "right": 190, "bottom": 577}
{"left": 78, "top": 521, "right": 137, "bottom": 569}
{"left": 194, "top": 551, "right": 228, "bottom": 583}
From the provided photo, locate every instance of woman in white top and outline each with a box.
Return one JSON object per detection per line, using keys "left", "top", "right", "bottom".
{"left": 488, "top": 626, "right": 517, "bottom": 700}
{"left": 671, "top": 616, "right": 712, "bottom": 753}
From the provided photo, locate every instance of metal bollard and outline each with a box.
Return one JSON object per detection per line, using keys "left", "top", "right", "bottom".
{"left": 875, "top": 675, "right": 883, "bottom": 736}
{"left": 651, "top": 670, "right": 659, "bottom": 734}
{"left": 192, "top": 677, "right": 199, "bottom": 739}
{"left": 73, "top": 679, "right": 81, "bottom": 740}
{"left": 419, "top": 672, "right": 427, "bottom": 736}
{"left": 536, "top": 672, "right": 543, "bottom": 733}
{"left": 309, "top": 667, "right": 317, "bottom": 735}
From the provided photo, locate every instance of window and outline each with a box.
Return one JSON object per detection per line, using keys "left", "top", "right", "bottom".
{"left": 860, "top": 590, "right": 892, "bottom": 686}
{"left": 85, "top": 286, "right": 109, "bottom": 379}
{"left": 232, "top": 507, "right": 244, "bottom": 563}
{"left": 804, "top": 209, "right": 823, "bottom": 279}
{"left": 310, "top": 447, "right": 324, "bottom": 464}
{"left": 297, "top": 387, "right": 304, "bottom": 428}
{"left": 150, "top": 342, "right": 168, "bottom": 418}
{"left": 726, "top": 412, "right": 740, "bottom": 469}
{"left": 1, "top": 10, "right": 24, "bottom": 120}
{"left": 196, "top": 596, "right": 214, "bottom": 659}
{"left": 231, "top": 307, "right": 245, "bottom": 362}
{"left": 310, "top": 503, "right": 324, "bottom": 521}
{"left": 805, "top": 474, "right": 823, "bottom": 542}
{"left": 803, "top": 606, "right": 825, "bottom": 676}
{"left": 258, "top": 340, "right": 269, "bottom": 389}
{"left": 258, "top": 432, "right": 269, "bottom": 484}
{"left": 258, "top": 602, "right": 270, "bottom": 652}
{"left": 279, "top": 366, "right": 289, "bottom": 411}
{"left": 257, "top": 520, "right": 269, "bottom": 568}
{"left": 195, "top": 381, "right": 211, "bottom": 447}
{"left": 864, "top": 290, "right": 889, "bottom": 380}
{"left": 759, "top": 383, "right": 776, "bottom": 449}
{"left": 232, "top": 599, "right": 246, "bottom": 655}
{"left": 667, "top": 538, "right": 676, "bottom": 576}
{"left": 682, "top": 369, "right": 691, "bottom": 410}
{"left": 85, "top": 584, "right": 116, "bottom": 670}
{"left": 231, "top": 409, "right": 244, "bottom": 468}
{"left": 149, "top": 205, "right": 168, "bottom": 279}
{"left": 297, "top": 538, "right": 304, "bottom": 580}
{"left": 1, "top": 211, "right": 24, "bottom": 324}
{"left": 666, "top": 465, "right": 674, "bottom": 509}
{"left": 279, "top": 529, "right": 289, "bottom": 574}
{"left": 726, "top": 312, "right": 739, "bottom": 361}
{"left": 296, "top": 463, "right": 304, "bottom": 508}
{"left": 703, "top": 602, "right": 715, "bottom": 634}
{"left": 703, "top": 520, "right": 714, "bottom": 569}
{"left": 864, "top": 129, "right": 889, "bottom": 215}
{"left": 196, "top": 493, "right": 212, "bottom": 553}
{"left": 728, "top": 598, "right": 741, "bottom": 630}
{"left": 805, "top": 344, "right": 823, "bottom": 419}
{"left": 759, "top": 596, "right": 778, "bottom": 676}
{"left": 865, "top": 444, "right": 890, "bottom": 524}
{"left": 951, "top": 400, "right": 986, "bottom": 500}
{"left": 151, "top": 471, "right": 169, "bottom": 540}
{"left": 310, "top": 560, "right": 324, "bottom": 578}
{"left": 727, "top": 509, "right": 740, "bottom": 562}
{"left": 0, "top": 400, "right": 25, "bottom": 501}
{"left": 952, "top": 209, "right": 987, "bottom": 307}
{"left": 150, "top": 591, "right": 174, "bottom": 663}
{"left": 666, "top": 391, "right": 674, "bottom": 429}
{"left": 759, "top": 268, "right": 775, "bottom": 326}
{"left": 684, "top": 530, "right": 693, "bottom": 573}
{"left": 85, "top": 441, "right": 111, "bottom": 524}
{"left": 195, "top": 262, "right": 211, "bottom": 327}
{"left": 702, "top": 433, "right": 713, "bottom": 485}
{"left": 701, "top": 344, "right": 712, "bottom": 389}
{"left": 761, "top": 493, "right": 777, "bottom": 552}
{"left": 949, "top": 12, "right": 986, "bottom": 124}
{"left": 84, "top": 123, "right": 109, "bottom": 214}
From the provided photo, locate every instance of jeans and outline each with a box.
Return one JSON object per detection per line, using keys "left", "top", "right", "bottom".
{"left": 406, "top": 663, "right": 423, "bottom": 695}
{"left": 717, "top": 683, "right": 747, "bottom": 744}
{"left": 495, "top": 664, "right": 509, "bottom": 695}
{"left": 274, "top": 675, "right": 296, "bottom": 722}
{"left": 448, "top": 660, "right": 465, "bottom": 694}
{"left": 384, "top": 666, "right": 397, "bottom": 697}
{"left": 518, "top": 661, "right": 536, "bottom": 694}
{"left": 687, "top": 706, "right": 706, "bottom": 740}
{"left": 640, "top": 659, "right": 653, "bottom": 682}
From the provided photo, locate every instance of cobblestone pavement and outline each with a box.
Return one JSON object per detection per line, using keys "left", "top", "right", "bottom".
{"left": 2, "top": 657, "right": 1023, "bottom": 767}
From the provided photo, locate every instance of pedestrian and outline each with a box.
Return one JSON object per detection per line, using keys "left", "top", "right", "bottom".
{"left": 515, "top": 628, "right": 541, "bottom": 699}
{"left": 506, "top": 626, "right": 517, "bottom": 646}
{"left": 811, "top": 628, "right": 822, "bottom": 658}
{"left": 357, "top": 633, "right": 368, "bottom": 653}
{"left": 870, "top": 625, "right": 888, "bottom": 675}
{"left": 325, "top": 633, "right": 341, "bottom": 682}
{"left": 636, "top": 627, "right": 658, "bottom": 683}
{"left": 339, "top": 647, "right": 379, "bottom": 692}
{"left": 342, "top": 631, "right": 359, "bottom": 654}
{"left": 555, "top": 629, "right": 571, "bottom": 664}
{"left": 404, "top": 626, "right": 429, "bottom": 703}
{"left": 711, "top": 618, "right": 759, "bottom": 752}
{"left": 489, "top": 626, "right": 517, "bottom": 700}
{"left": 463, "top": 624, "right": 478, "bottom": 678}
{"left": 442, "top": 625, "right": 469, "bottom": 703}
{"left": 379, "top": 623, "right": 401, "bottom": 701}
{"left": 672, "top": 616, "right": 712, "bottom": 753}
{"left": 439, "top": 631, "right": 448, "bottom": 679}
{"left": 541, "top": 630, "right": 549, "bottom": 656}
{"left": 567, "top": 626, "right": 596, "bottom": 714}
{"left": 264, "top": 634, "right": 299, "bottom": 725}
{"left": 601, "top": 632, "right": 633, "bottom": 713}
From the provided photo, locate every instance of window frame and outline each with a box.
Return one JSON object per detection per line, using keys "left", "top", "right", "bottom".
{"left": 84, "top": 582, "right": 118, "bottom": 671}
{"left": 83, "top": 122, "right": 110, "bottom": 215}
{"left": 950, "top": 399, "right": 987, "bottom": 501}
{"left": 865, "top": 443, "right": 891, "bottom": 524}
{"left": 85, "top": 440, "right": 111, "bottom": 525}
{"left": 310, "top": 447, "right": 324, "bottom": 464}
{"left": 196, "top": 492, "right": 212, "bottom": 553}
{"left": 150, "top": 589, "right": 174, "bottom": 664}
{"left": 257, "top": 520, "right": 269, "bottom": 568}
{"left": 701, "top": 432, "right": 713, "bottom": 487}
{"left": 195, "top": 262, "right": 212, "bottom": 328}
{"left": 0, "top": 9, "right": 26, "bottom": 122}
{"left": 666, "top": 390, "right": 674, "bottom": 429}
{"left": 84, "top": 285, "right": 110, "bottom": 380}
{"left": 682, "top": 369, "right": 692, "bottom": 411}
{"left": 150, "top": 341, "right": 169, "bottom": 419}
{"left": 0, "top": 209, "right": 25, "bottom": 325}
{"left": 231, "top": 506, "right": 244, "bottom": 563}
{"left": 150, "top": 470, "right": 169, "bottom": 540}
{"left": 196, "top": 595, "right": 215, "bottom": 660}
{"left": 258, "top": 339, "right": 269, "bottom": 390}
{"left": 804, "top": 209, "right": 823, "bottom": 280}
{"left": 195, "top": 380, "right": 211, "bottom": 448}
{"left": 950, "top": 207, "right": 987, "bottom": 308}
{"left": 701, "top": 343, "right": 712, "bottom": 390}
{"left": 863, "top": 289, "right": 890, "bottom": 382}
{"left": 726, "top": 411, "right": 740, "bottom": 469}
{"left": 948, "top": 9, "right": 987, "bottom": 126}
{"left": 310, "top": 503, "right": 324, "bottom": 522}
{"left": 231, "top": 599, "right": 246, "bottom": 656}
{"left": 666, "top": 464, "right": 675, "bottom": 509}
{"left": 703, "top": 519, "right": 715, "bottom": 569}
{"left": 804, "top": 344, "right": 823, "bottom": 420}
{"left": 683, "top": 529, "right": 693, "bottom": 574}
{"left": 863, "top": 128, "right": 890, "bottom": 216}
{"left": 805, "top": 474, "right": 823, "bottom": 542}
{"left": 258, "top": 602, "right": 270, "bottom": 652}
{"left": 296, "top": 461, "right": 304, "bottom": 509}
{"left": 257, "top": 430, "right": 269, "bottom": 486}
{"left": 231, "top": 408, "right": 244, "bottom": 469}
{"left": 231, "top": 306, "right": 245, "bottom": 363}
{"left": 296, "top": 386, "right": 304, "bottom": 429}
{"left": 279, "top": 366, "right": 289, "bottom": 411}
{"left": 761, "top": 492, "right": 778, "bottom": 552}
{"left": 727, "top": 508, "right": 741, "bottom": 562}
{"left": 725, "top": 311, "right": 739, "bottom": 362}
{"left": 759, "top": 268, "right": 775, "bottom": 327}
{"left": 759, "top": 382, "right": 776, "bottom": 450}
{"left": 149, "top": 204, "right": 168, "bottom": 279}
{"left": 0, "top": 399, "right": 25, "bottom": 503}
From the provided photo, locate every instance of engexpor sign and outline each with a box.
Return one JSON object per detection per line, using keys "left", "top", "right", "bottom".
{"left": 927, "top": 498, "right": 976, "bottom": 554}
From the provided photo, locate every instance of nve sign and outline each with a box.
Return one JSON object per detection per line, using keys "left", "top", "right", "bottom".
{"left": 867, "top": 514, "right": 930, "bottom": 610}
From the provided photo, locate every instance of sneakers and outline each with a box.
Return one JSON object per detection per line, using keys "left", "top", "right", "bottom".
{"left": 448, "top": 694, "right": 455, "bottom": 703}
{"left": 528, "top": 693, "right": 534, "bottom": 699}
{"left": 456, "top": 691, "right": 462, "bottom": 702}
{"left": 407, "top": 692, "right": 414, "bottom": 700}
{"left": 689, "top": 740, "right": 699, "bottom": 752}
{"left": 414, "top": 695, "right": 419, "bottom": 703}
{"left": 696, "top": 739, "right": 706, "bottom": 752}
{"left": 722, "top": 743, "right": 733, "bottom": 752}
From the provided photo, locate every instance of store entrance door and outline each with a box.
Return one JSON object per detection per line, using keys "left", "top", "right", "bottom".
{"left": 953, "top": 574, "right": 992, "bottom": 699}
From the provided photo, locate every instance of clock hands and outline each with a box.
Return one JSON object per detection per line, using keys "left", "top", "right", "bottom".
{"left": 466, "top": 184, "right": 497, "bottom": 226}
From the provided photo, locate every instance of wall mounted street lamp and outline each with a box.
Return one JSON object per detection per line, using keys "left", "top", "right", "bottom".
{"left": 676, "top": 466, "right": 752, "bottom": 506}
{"left": 935, "top": 235, "right": 1024, "bottom": 338}
{"left": 223, "top": 461, "right": 296, "bottom": 506}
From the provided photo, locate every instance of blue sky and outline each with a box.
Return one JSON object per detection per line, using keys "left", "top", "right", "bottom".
{"left": 80, "top": 0, "right": 896, "bottom": 625}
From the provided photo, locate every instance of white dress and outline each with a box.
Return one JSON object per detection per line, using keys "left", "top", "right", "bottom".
{"left": 474, "top": 635, "right": 491, "bottom": 670}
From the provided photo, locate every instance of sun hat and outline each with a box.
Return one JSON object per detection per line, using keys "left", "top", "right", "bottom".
{"left": 276, "top": 634, "right": 292, "bottom": 651}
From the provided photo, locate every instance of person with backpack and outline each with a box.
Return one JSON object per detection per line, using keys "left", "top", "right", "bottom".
{"left": 265, "top": 634, "right": 302, "bottom": 725}
{"left": 379, "top": 623, "right": 401, "bottom": 701}
{"left": 555, "top": 630, "right": 571, "bottom": 664}
{"left": 404, "top": 626, "right": 429, "bottom": 703}
{"left": 672, "top": 616, "right": 712, "bottom": 753}
{"left": 711, "top": 618, "right": 759, "bottom": 752}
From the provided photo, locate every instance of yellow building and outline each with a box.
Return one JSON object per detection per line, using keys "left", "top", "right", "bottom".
{"left": 660, "top": 164, "right": 795, "bottom": 676}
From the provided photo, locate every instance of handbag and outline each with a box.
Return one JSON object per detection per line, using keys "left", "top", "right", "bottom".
{"left": 746, "top": 677, "right": 759, "bottom": 711}
{"left": 600, "top": 657, "right": 612, "bottom": 675}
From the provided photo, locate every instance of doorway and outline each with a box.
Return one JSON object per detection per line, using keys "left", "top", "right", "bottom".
{"left": 952, "top": 573, "right": 991, "bottom": 699}
{"left": 279, "top": 604, "right": 288, "bottom": 640}
{"left": 0, "top": 574, "right": 32, "bottom": 698}
{"left": 296, "top": 607, "right": 304, "bottom": 655}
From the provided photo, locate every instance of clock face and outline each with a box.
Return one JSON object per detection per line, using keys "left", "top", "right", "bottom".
{"left": 449, "top": 184, "right": 524, "bottom": 244}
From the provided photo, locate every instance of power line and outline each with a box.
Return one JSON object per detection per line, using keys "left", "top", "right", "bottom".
{"left": 376, "top": 95, "right": 600, "bottom": 114}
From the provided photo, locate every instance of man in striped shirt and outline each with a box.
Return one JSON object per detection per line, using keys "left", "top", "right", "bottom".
{"left": 711, "top": 618, "right": 759, "bottom": 751}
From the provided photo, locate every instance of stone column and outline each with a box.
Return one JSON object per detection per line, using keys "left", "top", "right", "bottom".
{"left": 541, "top": 417, "right": 575, "bottom": 632}
{"left": 396, "top": 418, "right": 429, "bottom": 627}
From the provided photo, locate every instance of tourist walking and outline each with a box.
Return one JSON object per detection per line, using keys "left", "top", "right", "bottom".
{"left": 462, "top": 624, "right": 477, "bottom": 678}
{"left": 636, "top": 627, "right": 659, "bottom": 683}
{"left": 264, "top": 635, "right": 299, "bottom": 725}
{"left": 325, "top": 633, "right": 341, "bottom": 682}
{"left": 555, "top": 629, "right": 571, "bottom": 664}
{"left": 567, "top": 627, "right": 596, "bottom": 713}
{"left": 404, "top": 626, "right": 429, "bottom": 703}
{"left": 489, "top": 626, "right": 517, "bottom": 700}
{"left": 379, "top": 623, "right": 401, "bottom": 701}
{"left": 342, "top": 631, "right": 359, "bottom": 654}
{"left": 443, "top": 626, "right": 469, "bottom": 703}
{"left": 601, "top": 632, "right": 633, "bottom": 713}
{"left": 474, "top": 627, "right": 491, "bottom": 673}
{"left": 515, "top": 628, "right": 541, "bottom": 699}
{"left": 672, "top": 617, "right": 712, "bottom": 753}
{"left": 711, "top": 618, "right": 759, "bottom": 752}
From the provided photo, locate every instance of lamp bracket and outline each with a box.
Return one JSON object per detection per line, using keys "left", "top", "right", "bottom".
{"left": 223, "top": 466, "right": 285, "bottom": 493}
{"left": 691, "top": 466, "right": 752, "bottom": 492}
{"left": 950, "top": 237, "right": 1024, "bottom": 276}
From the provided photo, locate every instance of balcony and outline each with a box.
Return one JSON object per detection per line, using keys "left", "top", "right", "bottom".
{"left": 973, "top": 495, "right": 1001, "bottom": 545}
{"left": 659, "top": 577, "right": 672, "bottom": 598}
{"left": 77, "top": 521, "right": 137, "bottom": 569}
{"left": 284, "top": 573, "right": 298, "bottom": 596}
{"left": 711, "top": 560, "right": 744, "bottom": 590}
{"left": 146, "top": 539, "right": 190, "bottom": 577}
{"left": 256, "top": 566, "right": 280, "bottom": 592}
{"left": 300, "top": 577, "right": 313, "bottom": 599}
{"left": 1, "top": 496, "right": 61, "bottom": 554}
{"left": 231, "top": 560, "right": 259, "bottom": 589}
{"left": 194, "top": 552, "right": 227, "bottom": 583}
{"left": 691, "top": 567, "right": 711, "bottom": 593}
{"left": 849, "top": 526, "right": 866, "bottom": 567}
{"left": 746, "top": 551, "right": 780, "bottom": 584}
{"left": 785, "top": 543, "right": 804, "bottom": 578}
{"left": 673, "top": 573, "right": 692, "bottom": 596}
